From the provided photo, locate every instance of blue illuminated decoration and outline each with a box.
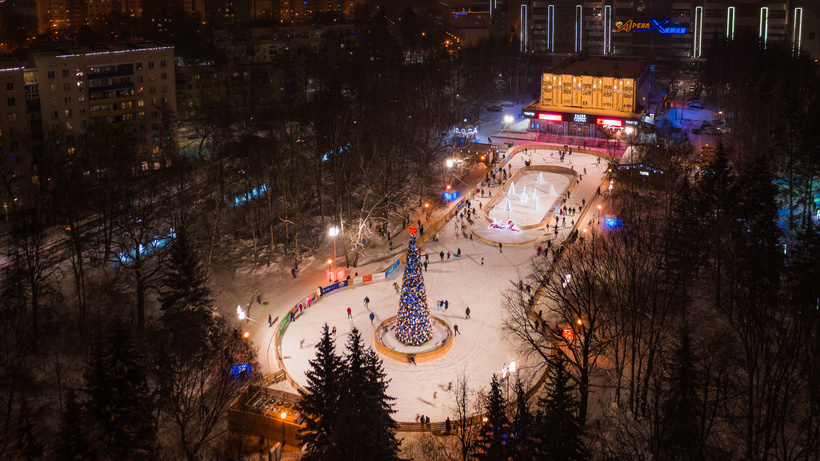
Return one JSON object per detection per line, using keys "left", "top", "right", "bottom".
{"left": 604, "top": 217, "right": 621, "bottom": 228}
{"left": 230, "top": 363, "right": 251, "bottom": 375}
{"left": 233, "top": 183, "right": 268, "bottom": 207}
{"left": 615, "top": 19, "right": 686, "bottom": 34}
{"left": 443, "top": 190, "right": 459, "bottom": 201}
{"left": 116, "top": 228, "right": 176, "bottom": 265}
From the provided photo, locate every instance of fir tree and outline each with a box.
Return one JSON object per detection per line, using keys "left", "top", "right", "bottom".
{"left": 158, "top": 231, "right": 215, "bottom": 356}
{"left": 298, "top": 324, "right": 345, "bottom": 461}
{"left": 337, "top": 328, "right": 401, "bottom": 461}
{"left": 85, "top": 327, "right": 157, "bottom": 460}
{"left": 4, "top": 399, "right": 44, "bottom": 460}
{"left": 655, "top": 327, "right": 703, "bottom": 461}
{"left": 474, "top": 374, "right": 510, "bottom": 461}
{"left": 53, "top": 388, "right": 96, "bottom": 461}
{"left": 510, "top": 380, "right": 535, "bottom": 461}
{"left": 395, "top": 231, "right": 433, "bottom": 345}
{"left": 534, "top": 353, "right": 588, "bottom": 461}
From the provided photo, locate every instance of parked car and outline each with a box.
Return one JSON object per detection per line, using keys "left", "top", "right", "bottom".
{"left": 703, "top": 126, "right": 722, "bottom": 136}
{"left": 487, "top": 105, "right": 502, "bottom": 112}
{"left": 688, "top": 101, "right": 704, "bottom": 110}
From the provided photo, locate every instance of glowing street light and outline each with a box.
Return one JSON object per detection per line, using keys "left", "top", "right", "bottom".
{"left": 237, "top": 305, "right": 246, "bottom": 321}
{"left": 281, "top": 411, "right": 287, "bottom": 448}
{"left": 503, "top": 115, "right": 514, "bottom": 124}
{"left": 446, "top": 159, "right": 454, "bottom": 168}
{"left": 328, "top": 226, "right": 339, "bottom": 269}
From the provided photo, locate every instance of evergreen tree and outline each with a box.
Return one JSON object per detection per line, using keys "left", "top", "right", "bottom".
{"left": 395, "top": 231, "right": 433, "bottom": 345}
{"left": 337, "top": 328, "right": 401, "bottom": 461}
{"left": 298, "top": 324, "right": 345, "bottom": 461}
{"left": 474, "top": 374, "right": 510, "bottom": 460}
{"left": 510, "top": 380, "right": 535, "bottom": 461}
{"left": 534, "top": 353, "right": 588, "bottom": 461}
{"left": 4, "top": 399, "right": 44, "bottom": 460}
{"left": 53, "top": 388, "right": 96, "bottom": 460}
{"left": 655, "top": 327, "right": 703, "bottom": 460}
{"left": 85, "top": 327, "right": 157, "bottom": 460}
{"left": 158, "top": 231, "right": 215, "bottom": 356}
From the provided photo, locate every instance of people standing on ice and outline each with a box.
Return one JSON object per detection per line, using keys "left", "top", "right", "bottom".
{"left": 291, "top": 268, "right": 296, "bottom": 278}
{"left": 457, "top": 248, "right": 461, "bottom": 257}
{"left": 465, "top": 307, "right": 471, "bottom": 319}
{"left": 423, "top": 261, "right": 428, "bottom": 272}
{"left": 499, "top": 242, "right": 503, "bottom": 253}
{"left": 268, "top": 314, "right": 272, "bottom": 327}
{"left": 481, "top": 257, "right": 484, "bottom": 265}
{"left": 445, "top": 300, "right": 449, "bottom": 310}
{"left": 332, "top": 326, "right": 337, "bottom": 336}
{"left": 347, "top": 307, "right": 352, "bottom": 318}
{"left": 369, "top": 312, "right": 375, "bottom": 324}
{"left": 454, "top": 324, "right": 460, "bottom": 335}
{"left": 394, "top": 281, "right": 400, "bottom": 293}
{"left": 519, "top": 280, "right": 524, "bottom": 291}
{"left": 364, "top": 296, "right": 370, "bottom": 308}
{"left": 447, "top": 251, "right": 451, "bottom": 260}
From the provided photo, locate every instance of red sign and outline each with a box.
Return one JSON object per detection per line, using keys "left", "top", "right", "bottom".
{"left": 538, "top": 113, "right": 563, "bottom": 122}
{"left": 596, "top": 118, "right": 623, "bottom": 127}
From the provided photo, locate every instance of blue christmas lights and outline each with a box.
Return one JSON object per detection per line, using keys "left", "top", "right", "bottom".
{"left": 395, "top": 233, "right": 433, "bottom": 346}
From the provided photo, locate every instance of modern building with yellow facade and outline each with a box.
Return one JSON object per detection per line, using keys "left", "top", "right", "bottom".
{"left": 522, "top": 55, "right": 652, "bottom": 138}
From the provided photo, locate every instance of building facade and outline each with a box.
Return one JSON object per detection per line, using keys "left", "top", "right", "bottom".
{"left": 520, "top": 0, "right": 813, "bottom": 59}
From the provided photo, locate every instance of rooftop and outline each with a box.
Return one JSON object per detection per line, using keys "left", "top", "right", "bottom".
{"left": 548, "top": 55, "right": 648, "bottom": 79}
{"left": 0, "top": 58, "right": 22, "bottom": 71}
{"left": 30, "top": 41, "right": 173, "bottom": 59}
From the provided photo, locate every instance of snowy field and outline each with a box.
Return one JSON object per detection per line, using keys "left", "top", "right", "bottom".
{"left": 250, "top": 148, "right": 608, "bottom": 423}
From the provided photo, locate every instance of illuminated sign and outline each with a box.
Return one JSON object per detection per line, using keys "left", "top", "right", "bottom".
{"left": 615, "top": 19, "right": 687, "bottom": 34}
{"left": 625, "top": 120, "right": 638, "bottom": 125}
{"left": 523, "top": 110, "right": 536, "bottom": 117}
{"left": 538, "top": 113, "right": 562, "bottom": 122}
{"left": 597, "top": 118, "right": 623, "bottom": 127}
{"left": 573, "top": 113, "right": 587, "bottom": 123}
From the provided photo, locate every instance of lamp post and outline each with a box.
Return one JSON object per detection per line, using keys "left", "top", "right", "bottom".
{"left": 328, "top": 226, "right": 339, "bottom": 268}
{"left": 424, "top": 202, "right": 431, "bottom": 219}
{"left": 597, "top": 204, "right": 602, "bottom": 223}
{"left": 280, "top": 411, "right": 287, "bottom": 448}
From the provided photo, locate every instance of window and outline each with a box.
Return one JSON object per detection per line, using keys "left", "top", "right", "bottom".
{"left": 79, "top": 108, "right": 85, "bottom": 115}
{"left": 160, "top": 73, "right": 167, "bottom": 80}
{"left": 151, "top": 111, "right": 158, "bottom": 118}
{"left": 48, "top": 71, "right": 55, "bottom": 79}
{"left": 64, "top": 96, "right": 71, "bottom": 103}
{"left": 78, "top": 94, "right": 85, "bottom": 102}
{"left": 63, "top": 83, "right": 70, "bottom": 91}
{"left": 64, "top": 109, "right": 72, "bottom": 117}
{"left": 137, "top": 75, "right": 143, "bottom": 83}
{"left": 149, "top": 87, "right": 156, "bottom": 94}
{"left": 153, "top": 146, "right": 160, "bottom": 154}
{"left": 161, "top": 85, "right": 168, "bottom": 93}
{"left": 62, "top": 69, "right": 69, "bottom": 77}
{"left": 5, "top": 83, "right": 12, "bottom": 91}
{"left": 53, "top": 111, "right": 58, "bottom": 119}
{"left": 50, "top": 84, "right": 57, "bottom": 93}
{"left": 8, "top": 113, "right": 16, "bottom": 122}
{"left": 66, "top": 122, "right": 72, "bottom": 130}
{"left": 137, "top": 100, "right": 144, "bottom": 107}
{"left": 6, "top": 97, "right": 14, "bottom": 106}
{"left": 149, "top": 74, "right": 155, "bottom": 81}
{"left": 137, "top": 62, "right": 143, "bottom": 70}
{"left": 160, "top": 60, "right": 166, "bottom": 67}
{"left": 148, "top": 62, "right": 154, "bottom": 69}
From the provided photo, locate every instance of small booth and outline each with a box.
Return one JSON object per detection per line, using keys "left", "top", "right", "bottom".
{"left": 457, "top": 142, "right": 498, "bottom": 165}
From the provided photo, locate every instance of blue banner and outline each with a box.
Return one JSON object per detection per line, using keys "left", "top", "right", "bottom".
{"left": 386, "top": 259, "right": 401, "bottom": 277}
{"left": 322, "top": 280, "right": 348, "bottom": 295}
{"left": 230, "top": 363, "right": 251, "bottom": 375}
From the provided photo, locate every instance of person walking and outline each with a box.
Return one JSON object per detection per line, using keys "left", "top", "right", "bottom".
{"left": 425, "top": 254, "right": 429, "bottom": 262}
{"left": 499, "top": 242, "right": 503, "bottom": 253}
{"left": 347, "top": 307, "right": 352, "bottom": 318}
{"left": 481, "top": 257, "right": 484, "bottom": 265}
{"left": 433, "top": 391, "right": 438, "bottom": 407}
{"left": 447, "top": 251, "right": 451, "bottom": 260}
{"left": 423, "top": 261, "right": 428, "bottom": 272}
{"left": 440, "top": 251, "right": 444, "bottom": 261}
{"left": 369, "top": 312, "right": 375, "bottom": 324}
{"left": 364, "top": 296, "right": 370, "bottom": 308}
{"left": 457, "top": 248, "right": 461, "bottom": 257}
{"left": 332, "top": 326, "right": 337, "bottom": 336}
{"left": 291, "top": 268, "right": 296, "bottom": 278}
{"left": 268, "top": 314, "right": 272, "bottom": 327}
{"left": 519, "top": 279, "right": 524, "bottom": 291}
{"left": 454, "top": 324, "right": 460, "bottom": 335}
{"left": 465, "top": 307, "right": 471, "bottom": 319}
{"left": 445, "top": 417, "right": 451, "bottom": 435}
{"left": 445, "top": 300, "right": 449, "bottom": 310}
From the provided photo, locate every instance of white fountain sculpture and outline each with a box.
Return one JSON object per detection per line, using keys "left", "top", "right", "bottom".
{"left": 536, "top": 172, "right": 544, "bottom": 185}
{"left": 504, "top": 197, "right": 512, "bottom": 211}
{"left": 550, "top": 184, "right": 557, "bottom": 196}
{"left": 533, "top": 196, "right": 540, "bottom": 211}
{"left": 508, "top": 182, "right": 516, "bottom": 194}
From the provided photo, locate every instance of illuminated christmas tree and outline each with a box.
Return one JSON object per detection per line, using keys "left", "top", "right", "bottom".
{"left": 395, "top": 229, "right": 433, "bottom": 346}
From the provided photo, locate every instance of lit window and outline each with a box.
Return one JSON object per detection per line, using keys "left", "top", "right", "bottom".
{"left": 8, "top": 113, "right": 16, "bottom": 122}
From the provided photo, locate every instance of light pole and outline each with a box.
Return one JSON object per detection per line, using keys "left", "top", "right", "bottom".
{"left": 328, "top": 226, "right": 339, "bottom": 268}
{"left": 280, "top": 411, "right": 287, "bottom": 448}
{"left": 424, "top": 202, "right": 431, "bottom": 220}
{"left": 597, "top": 204, "right": 602, "bottom": 224}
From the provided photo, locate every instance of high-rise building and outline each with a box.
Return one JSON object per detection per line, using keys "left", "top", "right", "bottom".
{"left": 38, "top": 0, "right": 144, "bottom": 36}
{"left": 517, "top": 0, "right": 812, "bottom": 59}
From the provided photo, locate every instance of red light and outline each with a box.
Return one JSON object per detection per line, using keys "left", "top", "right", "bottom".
{"left": 538, "top": 113, "right": 562, "bottom": 122}
{"left": 596, "top": 118, "right": 623, "bottom": 127}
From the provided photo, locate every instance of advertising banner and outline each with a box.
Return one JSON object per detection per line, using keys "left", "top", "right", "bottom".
{"left": 322, "top": 280, "right": 348, "bottom": 295}
{"left": 386, "top": 259, "right": 401, "bottom": 277}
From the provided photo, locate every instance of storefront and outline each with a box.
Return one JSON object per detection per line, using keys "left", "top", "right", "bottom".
{"left": 522, "top": 108, "right": 640, "bottom": 138}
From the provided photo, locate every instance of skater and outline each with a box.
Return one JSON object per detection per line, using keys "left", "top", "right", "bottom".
{"left": 454, "top": 324, "right": 460, "bottom": 335}
{"left": 582, "top": 198, "right": 586, "bottom": 207}
{"left": 364, "top": 296, "right": 370, "bottom": 308}
{"left": 291, "top": 268, "right": 296, "bottom": 278}
{"left": 465, "top": 307, "right": 471, "bottom": 319}
{"left": 423, "top": 261, "right": 428, "bottom": 272}
{"left": 481, "top": 257, "right": 484, "bottom": 265}
{"left": 409, "top": 354, "right": 417, "bottom": 366}
{"left": 526, "top": 284, "right": 531, "bottom": 295}
{"left": 425, "top": 254, "right": 429, "bottom": 262}
{"left": 499, "top": 242, "right": 503, "bottom": 253}
{"left": 445, "top": 300, "right": 449, "bottom": 310}
{"left": 389, "top": 241, "right": 393, "bottom": 250}
{"left": 470, "top": 234, "right": 473, "bottom": 241}
{"left": 447, "top": 382, "right": 453, "bottom": 391}
{"left": 332, "top": 326, "right": 337, "bottom": 336}
{"left": 268, "top": 314, "right": 272, "bottom": 327}
{"left": 440, "top": 251, "right": 444, "bottom": 261}
{"left": 394, "top": 281, "right": 400, "bottom": 293}
{"left": 537, "top": 246, "right": 543, "bottom": 256}
{"left": 347, "top": 307, "right": 352, "bottom": 318}
{"left": 457, "top": 248, "right": 461, "bottom": 257}
{"left": 369, "top": 312, "right": 375, "bottom": 324}
{"left": 433, "top": 391, "right": 438, "bottom": 406}
{"left": 447, "top": 251, "right": 451, "bottom": 260}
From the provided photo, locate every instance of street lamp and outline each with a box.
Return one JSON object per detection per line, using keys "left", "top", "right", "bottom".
{"left": 237, "top": 305, "right": 246, "bottom": 322}
{"left": 597, "top": 204, "right": 602, "bottom": 223}
{"left": 280, "top": 411, "right": 287, "bottom": 448}
{"left": 424, "top": 202, "right": 431, "bottom": 219}
{"left": 328, "top": 226, "right": 339, "bottom": 268}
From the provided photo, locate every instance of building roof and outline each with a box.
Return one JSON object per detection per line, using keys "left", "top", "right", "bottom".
{"left": 30, "top": 42, "right": 173, "bottom": 60}
{"left": 548, "top": 55, "right": 648, "bottom": 79}
{"left": 0, "top": 58, "right": 23, "bottom": 71}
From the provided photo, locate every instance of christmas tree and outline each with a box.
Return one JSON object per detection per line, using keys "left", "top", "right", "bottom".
{"left": 395, "top": 229, "right": 433, "bottom": 346}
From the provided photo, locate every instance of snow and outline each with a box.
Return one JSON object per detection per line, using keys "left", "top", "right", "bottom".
{"left": 258, "top": 148, "right": 610, "bottom": 422}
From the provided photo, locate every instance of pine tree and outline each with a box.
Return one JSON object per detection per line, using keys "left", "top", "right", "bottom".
{"left": 534, "top": 353, "right": 588, "bottom": 461}
{"left": 337, "top": 328, "right": 401, "bottom": 461}
{"left": 158, "top": 231, "right": 215, "bottom": 356}
{"left": 53, "top": 388, "right": 96, "bottom": 460}
{"left": 298, "top": 324, "right": 345, "bottom": 461}
{"left": 510, "top": 380, "right": 535, "bottom": 461}
{"left": 395, "top": 231, "right": 433, "bottom": 345}
{"left": 655, "top": 327, "right": 703, "bottom": 461}
{"left": 4, "top": 399, "right": 44, "bottom": 460}
{"left": 474, "top": 374, "right": 510, "bottom": 460}
{"left": 85, "top": 327, "right": 157, "bottom": 460}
